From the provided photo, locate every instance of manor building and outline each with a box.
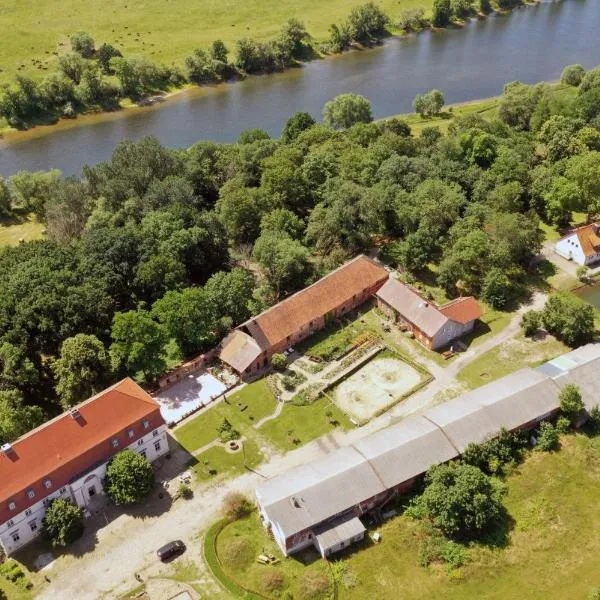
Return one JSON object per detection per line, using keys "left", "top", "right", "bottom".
{"left": 555, "top": 222, "right": 600, "bottom": 266}
{"left": 0, "top": 378, "right": 168, "bottom": 555}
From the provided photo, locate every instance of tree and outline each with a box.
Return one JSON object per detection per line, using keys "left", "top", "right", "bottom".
{"left": 70, "top": 31, "right": 95, "bottom": 58}
{"left": 544, "top": 177, "right": 583, "bottom": 226}
{"left": 0, "top": 177, "right": 11, "bottom": 219}
{"left": 481, "top": 267, "right": 518, "bottom": 309}
{"left": 271, "top": 353, "right": 287, "bottom": 371}
{"left": 252, "top": 231, "right": 311, "bottom": 299}
{"left": 105, "top": 449, "right": 155, "bottom": 505}
{"left": 151, "top": 287, "right": 217, "bottom": 355}
{"left": 409, "top": 462, "right": 505, "bottom": 539}
{"left": 210, "top": 40, "right": 229, "bottom": 63}
{"left": 578, "top": 67, "right": 600, "bottom": 95}
{"left": 413, "top": 89, "right": 445, "bottom": 118}
{"left": 561, "top": 64, "right": 585, "bottom": 87}
{"left": 559, "top": 384, "right": 584, "bottom": 424}
{"left": 564, "top": 152, "right": 600, "bottom": 216}
{"left": 540, "top": 294, "right": 595, "bottom": 347}
{"left": 203, "top": 268, "right": 256, "bottom": 325}
{"left": 282, "top": 111, "right": 316, "bottom": 143}
{"left": 96, "top": 43, "right": 122, "bottom": 74}
{"left": 185, "top": 49, "right": 217, "bottom": 84}
{"left": 536, "top": 421, "right": 559, "bottom": 452}
{"left": 452, "top": 0, "right": 473, "bottom": 19}
{"left": 346, "top": 2, "right": 389, "bottom": 41}
{"left": 498, "top": 81, "right": 544, "bottom": 131}
{"left": 58, "top": 53, "right": 87, "bottom": 84}
{"left": 0, "top": 341, "right": 40, "bottom": 393}
{"left": 432, "top": 0, "right": 452, "bottom": 27}
{"left": 42, "top": 499, "right": 84, "bottom": 547}
{"left": 109, "top": 310, "right": 168, "bottom": 380}
{"left": 44, "top": 177, "right": 94, "bottom": 243}
{"left": 223, "top": 492, "right": 253, "bottom": 520}
{"left": 328, "top": 23, "right": 351, "bottom": 52}
{"left": 322, "top": 93, "right": 373, "bottom": 129}
{"left": 52, "top": 334, "right": 111, "bottom": 409}
{"left": 521, "top": 309, "right": 541, "bottom": 337}
{"left": 0, "top": 389, "right": 45, "bottom": 444}
{"left": 260, "top": 208, "right": 305, "bottom": 239}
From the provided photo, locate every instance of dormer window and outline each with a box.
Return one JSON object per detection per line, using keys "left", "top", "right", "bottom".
{"left": 111, "top": 439, "right": 119, "bottom": 448}
{"left": 8, "top": 502, "right": 15, "bottom": 511}
{"left": 27, "top": 490, "right": 35, "bottom": 499}
{"left": 128, "top": 429, "right": 135, "bottom": 439}
{"left": 44, "top": 479, "right": 52, "bottom": 489}
{"left": 142, "top": 420, "right": 150, "bottom": 429}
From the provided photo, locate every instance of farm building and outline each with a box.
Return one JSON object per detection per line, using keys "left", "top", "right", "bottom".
{"left": 555, "top": 223, "right": 600, "bottom": 266}
{"left": 375, "top": 277, "right": 481, "bottom": 349}
{"left": 256, "top": 345, "right": 600, "bottom": 557}
{"left": 0, "top": 379, "right": 168, "bottom": 556}
{"left": 218, "top": 255, "right": 388, "bottom": 378}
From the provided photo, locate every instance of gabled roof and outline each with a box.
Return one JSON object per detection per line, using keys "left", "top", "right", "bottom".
{"left": 219, "top": 329, "right": 262, "bottom": 373}
{"left": 559, "top": 223, "right": 600, "bottom": 258}
{"left": 375, "top": 278, "right": 448, "bottom": 337}
{"left": 438, "top": 297, "right": 482, "bottom": 324}
{"left": 242, "top": 256, "right": 388, "bottom": 351}
{"left": 0, "top": 379, "right": 162, "bottom": 524}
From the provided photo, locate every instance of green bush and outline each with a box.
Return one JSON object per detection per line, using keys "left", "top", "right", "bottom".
{"left": 41, "top": 499, "right": 84, "bottom": 547}
{"left": 521, "top": 309, "right": 542, "bottom": 337}
{"left": 271, "top": 353, "right": 287, "bottom": 371}
{"left": 536, "top": 421, "right": 560, "bottom": 452}
{"left": 217, "top": 418, "right": 240, "bottom": 442}
{"left": 462, "top": 427, "right": 528, "bottom": 475}
{"left": 555, "top": 416, "right": 571, "bottom": 434}
{"left": 559, "top": 384, "right": 585, "bottom": 424}
{"left": 561, "top": 64, "right": 585, "bottom": 87}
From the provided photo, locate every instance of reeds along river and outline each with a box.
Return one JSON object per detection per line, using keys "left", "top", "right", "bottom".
{"left": 0, "top": 0, "right": 599, "bottom": 177}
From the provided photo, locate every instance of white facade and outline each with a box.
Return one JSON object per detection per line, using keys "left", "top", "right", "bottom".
{"left": 556, "top": 233, "right": 588, "bottom": 265}
{"left": 0, "top": 425, "right": 168, "bottom": 555}
{"left": 431, "top": 319, "right": 475, "bottom": 350}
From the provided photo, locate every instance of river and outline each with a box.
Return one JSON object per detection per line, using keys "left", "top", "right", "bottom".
{"left": 0, "top": 0, "right": 599, "bottom": 177}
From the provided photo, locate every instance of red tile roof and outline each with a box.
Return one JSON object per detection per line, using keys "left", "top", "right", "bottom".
{"left": 0, "top": 378, "right": 163, "bottom": 525}
{"left": 439, "top": 297, "right": 482, "bottom": 324}
{"left": 243, "top": 256, "right": 389, "bottom": 350}
{"left": 575, "top": 223, "right": 600, "bottom": 258}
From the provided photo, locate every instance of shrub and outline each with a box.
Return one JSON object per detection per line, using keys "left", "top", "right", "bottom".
{"left": 397, "top": 8, "right": 428, "bottom": 32}
{"left": 587, "top": 405, "right": 600, "bottom": 435}
{"left": 521, "top": 309, "right": 542, "bottom": 337}
{"left": 263, "top": 569, "right": 285, "bottom": 592}
{"left": 536, "top": 421, "right": 559, "bottom": 452}
{"left": 217, "top": 418, "right": 240, "bottom": 442}
{"left": 432, "top": 0, "right": 452, "bottom": 27}
{"left": 408, "top": 462, "right": 505, "bottom": 539}
{"left": 576, "top": 265, "right": 590, "bottom": 282}
{"left": 462, "top": 427, "right": 528, "bottom": 475}
{"left": 221, "top": 537, "right": 254, "bottom": 570}
{"left": 559, "top": 383, "right": 585, "bottom": 423}
{"left": 452, "top": 0, "right": 473, "bottom": 19}
{"left": 297, "top": 569, "right": 331, "bottom": 600}
{"left": 70, "top": 31, "right": 95, "bottom": 58}
{"left": 328, "top": 23, "right": 352, "bottom": 53}
{"left": 561, "top": 64, "right": 585, "bottom": 87}
{"left": 555, "top": 415, "right": 571, "bottom": 434}
{"left": 271, "top": 353, "right": 287, "bottom": 371}
{"left": 346, "top": 2, "right": 389, "bottom": 42}
{"left": 541, "top": 294, "right": 595, "bottom": 347}
{"left": 323, "top": 93, "right": 373, "bottom": 129}
{"left": 178, "top": 482, "right": 193, "bottom": 499}
{"left": 413, "top": 89, "right": 445, "bottom": 117}
{"left": 419, "top": 529, "right": 468, "bottom": 570}
{"left": 223, "top": 492, "right": 253, "bottom": 520}
{"left": 42, "top": 499, "right": 84, "bottom": 547}
{"left": 105, "top": 449, "right": 155, "bottom": 505}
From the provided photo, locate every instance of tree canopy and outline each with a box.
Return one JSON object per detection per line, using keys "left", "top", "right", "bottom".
{"left": 104, "top": 449, "right": 155, "bottom": 505}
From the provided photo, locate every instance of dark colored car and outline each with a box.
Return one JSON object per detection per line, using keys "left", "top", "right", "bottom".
{"left": 157, "top": 540, "right": 186, "bottom": 561}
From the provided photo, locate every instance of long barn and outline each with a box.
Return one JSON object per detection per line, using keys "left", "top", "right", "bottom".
{"left": 256, "top": 344, "right": 600, "bottom": 557}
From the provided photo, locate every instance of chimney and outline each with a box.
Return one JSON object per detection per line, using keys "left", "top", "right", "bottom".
{"left": 1, "top": 443, "right": 13, "bottom": 454}
{"left": 70, "top": 408, "right": 81, "bottom": 419}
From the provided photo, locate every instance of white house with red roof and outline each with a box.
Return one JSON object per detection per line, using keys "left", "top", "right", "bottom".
{"left": 555, "top": 223, "right": 600, "bottom": 266}
{"left": 0, "top": 378, "right": 168, "bottom": 555}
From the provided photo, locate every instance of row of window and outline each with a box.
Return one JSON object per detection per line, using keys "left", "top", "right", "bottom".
{"left": 6, "top": 420, "right": 157, "bottom": 514}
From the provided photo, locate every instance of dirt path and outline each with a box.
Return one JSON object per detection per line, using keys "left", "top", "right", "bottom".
{"left": 37, "top": 293, "right": 547, "bottom": 600}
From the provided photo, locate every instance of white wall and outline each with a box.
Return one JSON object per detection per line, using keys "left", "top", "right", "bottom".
{"left": 0, "top": 425, "right": 169, "bottom": 555}
{"left": 432, "top": 319, "right": 475, "bottom": 350}
{"left": 556, "top": 234, "right": 586, "bottom": 265}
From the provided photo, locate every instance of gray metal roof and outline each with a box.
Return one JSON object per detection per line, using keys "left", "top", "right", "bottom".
{"left": 353, "top": 415, "right": 458, "bottom": 487}
{"left": 256, "top": 445, "right": 385, "bottom": 539}
{"left": 375, "top": 278, "right": 448, "bottom": 338}
{"left": 314, "top": 515, "right": 365, "bottom": 552}
{"left": 553, "top": 361, "right": 600, "bottom": 411}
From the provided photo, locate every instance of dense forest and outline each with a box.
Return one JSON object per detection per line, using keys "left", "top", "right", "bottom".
{"left": 1, "top": 63, "right": 600, "bottom": 443}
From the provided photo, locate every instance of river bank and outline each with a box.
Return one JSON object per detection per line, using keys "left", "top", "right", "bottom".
{"left": 0, "top": 0, "right": 540, "bottom": 139}
{"left": 0, "top": 0, "right": 596, "bottom": 176}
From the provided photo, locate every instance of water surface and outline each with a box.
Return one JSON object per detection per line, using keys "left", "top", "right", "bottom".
{"left": 0, "top": 0, "right": 598, "bottom": 176}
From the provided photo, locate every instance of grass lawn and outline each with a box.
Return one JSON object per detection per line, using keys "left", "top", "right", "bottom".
{"left": 192, "top": 438, "right": 264, "bottom": 482}
{"left": 212, "top": 433, "right": 600, "bottom": 600}
{"left": 461, "top": 305, "right": 512, "bottom": 349}
{"left": 0, "top": 0, "right": 428, "bottom": 85}
{"left": 174, "top": 379, "right": 277, "bottom": 453}
{"left": 0, "top": 215, "right": 45, "bottom": 247}
{"left": 259, "top": 396, "right": 353, "bottom": 451}
{"left": 457, "top": 333, "right": 569, "bottom": 389}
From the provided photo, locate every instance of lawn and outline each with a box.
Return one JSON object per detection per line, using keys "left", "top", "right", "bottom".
{"left": 259, "top": 396, "right": 353, "bottom": 451}
{"left": 0, "top": 0, "right": 428, "bottom": 85}
{"left": 0, "top": 215, "right": 45, "bottom": 247}
{"left": 192, "top": 438, "right": 265, "bottom": 482}
{"left": 211, "top": 433, "right": 600, "bottom": 600}
{"left": 461, "top": 305, "right": 512, "bottom": 349}
{"left": 174, "top": 379, "right": 278, "bottom": 453}
{"left": 457, "top": 333, "right": 569, "bottom": 389}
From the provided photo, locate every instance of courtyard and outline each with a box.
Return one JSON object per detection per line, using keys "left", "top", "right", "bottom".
{"left": 333, "top": 353, "right": 424, "bottom": 422}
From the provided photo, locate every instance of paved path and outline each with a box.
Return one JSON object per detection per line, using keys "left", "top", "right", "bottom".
{"left": 253, "top": 399, "right": 285, "bottom": 429}
{"left": 37, "top": 293, "right": 547, "bottom": 600}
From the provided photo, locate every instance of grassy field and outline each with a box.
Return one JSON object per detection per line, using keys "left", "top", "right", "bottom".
{"left": 174, "top": 379, "right": 278, "bottom": 453}
{"left": 192, "top": 438, "right": 265, "bottom": 482}
{"left": 457, "top": 332, "right": 569, "bottom": 389}
{"left": 213, "top": 433, "right": 600, "bottom": 600}
{"left": 0, "top": 0, "right": 428, "bottom": 85}
{"left": 0, "top": 215, "right": 45, "bottom": 246}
